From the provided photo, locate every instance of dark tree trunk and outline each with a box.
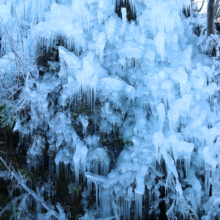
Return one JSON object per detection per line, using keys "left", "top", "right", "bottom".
{"left": 207, "top": 0, "right": 215, "bottom": 36}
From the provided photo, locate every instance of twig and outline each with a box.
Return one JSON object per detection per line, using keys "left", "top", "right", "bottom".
{"left": 8, "top": 86, "right": 23, "bottom": 100}
{"left": 191, "top": 0, "right": 205, "bottom": 13}
{"left": 14, "top": 10, "right": 24, "bottom": 60}
{"left": 0, "top": 70, "right": 13, "bottom": 96}
{"left": 0, "top": 156, "right": 68, "bottom": 220}
{"left": 0, "top": 194, "right": 29, "bottom": 217}
{"left": 0, "top": 17, "right": 24, "bottom": 67}
{"left": 0, "top": 150, "right": 6, "bottom": 154}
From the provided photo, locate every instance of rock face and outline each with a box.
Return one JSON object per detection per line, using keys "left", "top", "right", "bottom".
{"left": 1, "top": 0, "right": 220, "bottom": 219}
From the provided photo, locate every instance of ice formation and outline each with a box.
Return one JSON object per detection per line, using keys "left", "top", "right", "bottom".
{"left": 1, "top": 0, "right": 220, "bottom": 219}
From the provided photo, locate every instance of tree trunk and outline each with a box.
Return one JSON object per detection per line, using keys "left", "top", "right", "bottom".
{"left": 207, "top": 0, "right": 215, "bottom": 36}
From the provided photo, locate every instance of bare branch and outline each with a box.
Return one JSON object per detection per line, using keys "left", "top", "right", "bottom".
{"left": 191, "top": 0, "right": 205, "bottom": 13}
{"left": 197, "top": 0, "right": 205, "bottom": 12}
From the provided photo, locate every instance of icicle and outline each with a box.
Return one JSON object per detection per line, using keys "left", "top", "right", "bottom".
{"left": 157, "top": 103, "right": 165, "bottom": 132}
{"left": 135, "top": 193, "right": 143, "bottom": 219}
{"left": 166, "top": 201, "right": 175, "bottom": 219}
{"left": 95, "top": 182, "right": 99, "bottom": 210}
{"left": 97, "top": 32, "right": 106, "bottom": 63}
{"left": 154, "top": 31, "right": 166, "bottom": 61}
{"left": 135, "top": 166, "right": 148, "bottom": 219}
{"left": 110, "top": 193, "right": 120, "bottom": 220}
{"left": 87, "top": 178, "right": 92, "bottom": 194}
{"left": 172, "top": 67, "right": 188, "bottom": 97}
{"left": 71, "top": 0, "right": 90, "bottom": 28}
{"left": 73, "top": 146, "right": 81, "bottom": 184}
{"left": 94, "top": 84, "right": 96, "bottom": 113}
{"left": 80, "top": 145, "right": 88, "bottom": 180}
{"left": 79, "top": 115, "right": 89, "bottom": 135}
{"left": 87, "top": 148, "right": 110, "bottom": 176}
{"left": 203, "top": 146, "right": 217, "bottom": 178}
{"left": 154, "top": 132, "right": 163, "bottom": 161}
{"left": 121, "top": 7, "right": 127, "bottom": 35}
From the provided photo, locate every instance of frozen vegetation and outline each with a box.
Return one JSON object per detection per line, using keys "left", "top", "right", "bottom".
{"left": 0, "top": 0, "right": 220, "bottom": 219}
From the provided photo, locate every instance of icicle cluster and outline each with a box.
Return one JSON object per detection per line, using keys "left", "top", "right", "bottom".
{"left": 1, "top": 0, "right": 220, "bottom": 219}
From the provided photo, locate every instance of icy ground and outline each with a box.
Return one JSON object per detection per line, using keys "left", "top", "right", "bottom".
{"left": 1, "top": 0, "right": 220, "bottom": 219}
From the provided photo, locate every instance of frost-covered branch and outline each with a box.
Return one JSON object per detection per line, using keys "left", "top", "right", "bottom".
{"left": 0, "top": 14, "right": 28, "bottom": 96}
{"left": 0, "top": 156, "right": 67, "bottom": 220}
{"left": 0, "top": 17, "right": 24, "bottom": 67}
{"left": 14, "top": 10, "right": 24, "bottom": 60}
{"left": 0, "top": 193, "right": 29, "bottom": 217}
{"left": 0, "top": 70, "right": 13, "bottom": 96}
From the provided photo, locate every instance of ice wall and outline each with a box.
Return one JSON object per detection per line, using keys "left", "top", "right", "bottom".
{"left": 1, "top": 0, "right": 220, "bottom": 219}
